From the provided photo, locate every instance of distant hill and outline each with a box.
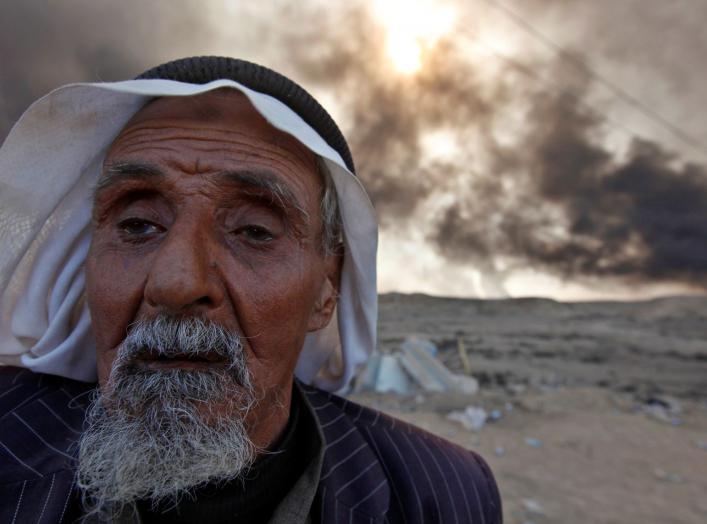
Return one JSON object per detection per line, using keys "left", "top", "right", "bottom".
{"left": 376, "top": 293, "right": 707, "bottom": 398}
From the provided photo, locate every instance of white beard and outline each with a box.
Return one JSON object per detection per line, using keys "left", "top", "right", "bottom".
{"left": 77, "top": 316, "right": 257, "bottom": 520}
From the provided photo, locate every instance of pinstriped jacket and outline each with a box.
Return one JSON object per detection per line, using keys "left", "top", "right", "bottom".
{"left": 0, "top": 367, "right": 502, "bottom": 523}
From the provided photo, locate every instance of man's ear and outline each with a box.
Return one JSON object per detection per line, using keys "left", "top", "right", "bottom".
{"left": 307, "top": 252, "right": 343, "bottom": 332}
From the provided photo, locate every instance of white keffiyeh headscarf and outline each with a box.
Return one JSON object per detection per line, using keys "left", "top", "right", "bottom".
{"left": 0, "top": 78, "right": 378, "bottom": 392}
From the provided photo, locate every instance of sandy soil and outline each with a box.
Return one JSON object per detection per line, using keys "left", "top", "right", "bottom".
{"left": 350, "top": 293, "right": 707, "bottom": 524}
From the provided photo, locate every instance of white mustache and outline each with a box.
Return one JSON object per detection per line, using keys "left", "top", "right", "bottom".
{"left": 115, "top": 314, "right": 250, "bottom": 384}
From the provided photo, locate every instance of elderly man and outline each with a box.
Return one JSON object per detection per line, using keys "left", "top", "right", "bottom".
{"left": 0, "top": 57, "right": 501, "bottom": 523}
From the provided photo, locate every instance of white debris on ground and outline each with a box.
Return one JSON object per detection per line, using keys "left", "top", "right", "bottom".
{"left": 521, "top": 498, "right": 545, "bottom": 515}
{"left": 524, "top": 437, "right": 543, "bottom": 448}
{"left": 642, "top": 395, "right": 683, "bottom": 425}
{"left": 447, "top": 406, "right": 488, "bottom": 431}
{"left": 653, "top": 468, "right": 685, "bottom": 483}
{"left": 349, "top": 294, "right": 707, "bottom": 524}
{"left": 354, "top": 336, "right": 479, "bottom": 395}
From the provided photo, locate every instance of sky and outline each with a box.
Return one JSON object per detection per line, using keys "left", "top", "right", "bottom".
{"left": 1, "top": 0, "right": 706, "bottom": 301}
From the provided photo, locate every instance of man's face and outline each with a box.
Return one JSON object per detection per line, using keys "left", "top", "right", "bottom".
{"left": 85, "top": 90, "right": 340, "bottom": 448}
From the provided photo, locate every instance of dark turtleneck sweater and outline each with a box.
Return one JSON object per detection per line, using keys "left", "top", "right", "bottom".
{"left": 136, "top": 384, "right": 320, "bottom": 523}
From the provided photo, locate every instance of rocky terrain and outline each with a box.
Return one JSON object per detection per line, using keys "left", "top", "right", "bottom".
{"left": 350, "top": 293, "right": 707, "bottom": 524}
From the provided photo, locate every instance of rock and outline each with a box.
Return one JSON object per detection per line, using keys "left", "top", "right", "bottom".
{"left": 524, "top": 437, "right": 543, "bottom": 448}
{"left": 447, "top": 406, "right": 488, "bottom": 431}
{"left": 645, "top": 395, "right": 682, "bottom": 413}
{"left": 654, "top": 468, "right": 684, "bottom": 483}
{"left": 522, "top": 498, "right": 544, "bottom": 515}
{"left": 452, "top": 374, "right": 480, "bottom": 395}
{"left": 489, "top": 409, "right": 503, "bottom": 421}
{"left": 507, "top": 383, "right": 527, "bottom": 395}
{"left": 643, "top": 396, "right": 683, "bottom": 425}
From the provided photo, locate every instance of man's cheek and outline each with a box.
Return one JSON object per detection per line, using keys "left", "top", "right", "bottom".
{"left": 237, "top": 269, "right": 319, "bottom": 366}
{"left": 240, "top": 261, "right": 319, "bottom": 324}
{"left": 86, "top": 249, "right": 149, "bottom": 350}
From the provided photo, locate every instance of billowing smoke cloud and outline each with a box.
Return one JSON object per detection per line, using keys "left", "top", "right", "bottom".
{"left": 277, "top": 3, "right": 707, "bottom": 289}
{"left": 0, "top": 0, "right": 210, "bottom": 138}
{"left": 278, "top": 4, "right": 502, "bottom": 224}
{"left": 2, "top": 0, "right": 706, "bottom": 290}
{"left": 433, "top": 85, "right": 707, "bottom": 286}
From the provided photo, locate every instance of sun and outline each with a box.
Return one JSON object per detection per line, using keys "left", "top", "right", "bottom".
{"left": 373, "top": 0, "right": 457, "bottom": 74}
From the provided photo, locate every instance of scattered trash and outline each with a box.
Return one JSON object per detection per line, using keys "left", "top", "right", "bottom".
{"left": 645, "top": 396, "right": 682, "bottom": 412}
{"left": 521, "top": 498, "right": 544, "bottom": 515}
{"left": 452, "top": 374, "right": 480, "bottom": 396}
{"left": 644, "top": 407, "right": 682, "bottom": 426}
{"left": 654, "top": 468, "right": 684, "bottom": 483}
{"left": 355, "top": 352, "right": 413, "bottom": 394}
{"left": 456, "top": 335, "right": 471, "bottom": 375}
{"left": 504, "top": 402, "right": 514, "bottom": 412}
{"left": 400, "top": 337, "right": 438, "bottom": 357}
{"left": 489, "top": 409, "right": 503, "bottom": 421}
{"left": 494, "top": 446, "right": 505, "bottom": 457}
{"left": 447, "top": 406, "right": 488, "bottom": 431}
{"left": 355, "top": 337, "right": 480, "bottom": 395}
{"left": 524, "top": 437, "right": 543, "bottom": 448}
{"left": 399, "top": 337, "right": 479, "bottom": 394}
{"left": 507, "top": 383, "right": 527, "bottom": 395}
{"left": 643, "top": 396, "right": 683, "bottom": 425}
{"left": 375, "top": 354, "right": 412, "bottom": 394}
{"left": 536, "top": 372, "right": 563, "bottom": 390}
{"left": 694, "top": 439, "right": 707, "bottom": 451}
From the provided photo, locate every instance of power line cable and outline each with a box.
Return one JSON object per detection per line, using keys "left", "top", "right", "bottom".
{"left": 453, "top": 29, "right": 657, "bottom": 156}
{"left": 480, "top": 0, "right": 707, "bottom": 157}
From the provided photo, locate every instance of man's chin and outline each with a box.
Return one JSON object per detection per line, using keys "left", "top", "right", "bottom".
{"left": 105, "top": 365, "right": 251, "bottom": 407}
{"left": 78, "top": 371, "right": 256, "bottom": 519}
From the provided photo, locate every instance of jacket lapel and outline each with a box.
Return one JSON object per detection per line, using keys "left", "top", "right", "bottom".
{"left": 303, "top": 387, "right": 391, "bottom": 524}
{"left": 0, "top": 368, "right": 91, "bottom": 523}
{"left": 1, "top": 370, "right": 393, "bottom": 523}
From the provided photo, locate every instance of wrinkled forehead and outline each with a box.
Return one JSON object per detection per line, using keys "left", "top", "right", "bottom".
{"left": 108, "top": 89, "right": 320, "bottom": 176}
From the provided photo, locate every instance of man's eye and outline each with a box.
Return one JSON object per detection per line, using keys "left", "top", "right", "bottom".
{"left": 237, "top": 225, "right": 274, "bottom": 243}
{"left": 118, "top": 218, "right": 161, "bottom": 237}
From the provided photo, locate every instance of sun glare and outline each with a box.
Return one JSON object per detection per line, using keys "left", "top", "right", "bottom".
{"left": 373, "top": 0, "right": 456, "bottom": 74}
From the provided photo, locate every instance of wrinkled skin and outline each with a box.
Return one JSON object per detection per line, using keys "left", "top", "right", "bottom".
{"left": 85, "top": 90, "right": 341, "bottom": 450}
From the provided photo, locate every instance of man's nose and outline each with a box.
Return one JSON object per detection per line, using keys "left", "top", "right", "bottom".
{"left": 143, "top": 224, "right": 224, "bottom": 313}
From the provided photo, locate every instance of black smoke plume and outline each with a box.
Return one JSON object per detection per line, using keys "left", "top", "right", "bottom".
{"left": 279, "top": 4, "right": 707, "bottom": 289}
{"left": 0, "top": 0, "right": 208, "bottom": 138}
{"left": 433, "top": 89, "right": 707, "bottom": 286}
{"left": 2, "top": 1, "right": 706, "bottom": 289}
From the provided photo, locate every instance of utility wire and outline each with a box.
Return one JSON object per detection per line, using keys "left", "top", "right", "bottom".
{"left": 454, "top": 30, "right": 656, "bottom": 155}
{"left": 481, "top": 0, "right": 707, "bottom": 157}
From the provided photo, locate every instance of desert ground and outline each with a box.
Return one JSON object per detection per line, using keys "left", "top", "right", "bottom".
{"left": 350, "top": 293, "right": 707, "bottom": 524}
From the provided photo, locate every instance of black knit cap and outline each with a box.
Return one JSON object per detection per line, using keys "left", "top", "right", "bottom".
{"left": 136, "top": 56, "right": 355, "bottom": 174}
